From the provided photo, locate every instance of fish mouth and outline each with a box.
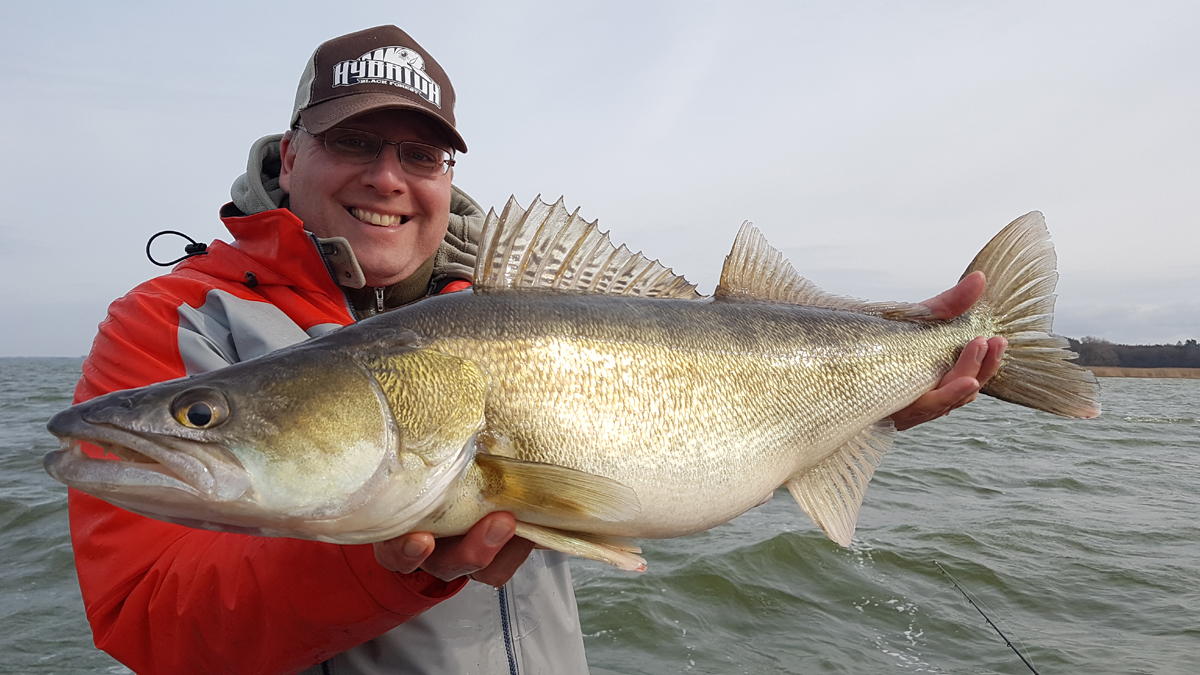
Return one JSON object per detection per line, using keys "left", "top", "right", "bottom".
{"left": 44, "top": 407, "right": 250, "bottom": 503}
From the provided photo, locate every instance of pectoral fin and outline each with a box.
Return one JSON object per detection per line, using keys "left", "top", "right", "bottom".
{"left": 474, "top": 453, "right": 642, "bottom": 523}
{"left": 514, "top": 522, "right": 647, "bottom": 572}
{"left": 787, "top": 420, "right": 895, "bottom": 547}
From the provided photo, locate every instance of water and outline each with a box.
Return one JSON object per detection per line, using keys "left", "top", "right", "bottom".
{"left": 2, "top": 358, "right": 1197, "bottom": 674}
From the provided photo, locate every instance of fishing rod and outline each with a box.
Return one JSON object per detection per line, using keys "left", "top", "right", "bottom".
{"left": 934, "top": 561, "right": 1041, "bottom": 675}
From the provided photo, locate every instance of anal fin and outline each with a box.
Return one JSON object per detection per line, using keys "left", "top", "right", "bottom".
{"left": 786, "top": 419, "right": 895, "bottom": 547}
{"left": 515, "top": 522, "right": 647, "bottom": 572}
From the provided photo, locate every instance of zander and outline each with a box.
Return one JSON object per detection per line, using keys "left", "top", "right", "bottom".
{"left": 44, "top": 197, "right": 1100, "bottom": 571}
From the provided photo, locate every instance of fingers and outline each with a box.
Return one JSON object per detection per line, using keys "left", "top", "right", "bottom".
{"left": 937, "top": 336, "right": 988, "bottom": 388}
{"left": 373, "top": 513, "right": 534, "bottom": 587}
{"left": 422, "top": 513, "right": 518, "bottom": 582}
{"left": 469, "top": 536, "right": 536, "bottom": 588}
{"left": 918, "top": 271, "right": 986, "bottom": 320}
{"left": 977, "top": 336, "right": 1007, "bottom": 384}
{"left": 891, "top": 375, "right": 980, "bottom": 431}
{"left": 374, "top": 532, "right": 435, "bottom": 574}
{"left": 891, "top": 336, "right": 1002, "bottom": 431}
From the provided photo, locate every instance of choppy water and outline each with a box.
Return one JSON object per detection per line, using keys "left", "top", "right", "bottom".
{"left": 2, "top": 357, "right": 1197, "bottom": 674}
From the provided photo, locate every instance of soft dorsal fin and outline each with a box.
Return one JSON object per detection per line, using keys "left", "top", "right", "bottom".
{"left": 474, "top": 196, "right": 700, "bottom": 299}
{"left": 786, "top": 420, "right": 895, "bottom": 547}
{"left": 714, "top": 222, "right": 932, "bottom": 319}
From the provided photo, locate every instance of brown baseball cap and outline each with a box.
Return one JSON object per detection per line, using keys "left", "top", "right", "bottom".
{"left": 290, "top": 25, "right": 467, "bottom": 152}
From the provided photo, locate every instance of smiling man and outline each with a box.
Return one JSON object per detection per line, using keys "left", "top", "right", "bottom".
{"left": 281, "top": 112, "right": 455, "bottom": 287}
{"left": 65, "top": 24, "right": 1003, "bottom": 675}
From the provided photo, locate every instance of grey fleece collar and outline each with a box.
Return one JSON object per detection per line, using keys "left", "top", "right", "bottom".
{"left": 230, "top": 133, "right": 485, "bottom": 289}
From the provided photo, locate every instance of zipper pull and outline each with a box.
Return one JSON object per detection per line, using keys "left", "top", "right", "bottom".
{"left": 375, "top": 287, "right": 385, "bottom": 315}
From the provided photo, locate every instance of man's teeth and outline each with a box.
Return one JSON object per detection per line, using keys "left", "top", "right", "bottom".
{"left": 350, "top": 208, "right": 408, "bottom": 226}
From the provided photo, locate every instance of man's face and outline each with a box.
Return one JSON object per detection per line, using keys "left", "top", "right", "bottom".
{"left": 279, "top": 109, "right": 453, "bottom": 288}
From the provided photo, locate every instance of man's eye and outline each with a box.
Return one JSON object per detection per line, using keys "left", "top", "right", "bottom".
{"left": 325, "top": 130, "right": 379, "bottom": 156}
{"left": 333, "top": 137, "right": 372, "bottom": 152}
{"left": 402, "top": 147, "right": 439, "bottom": 166}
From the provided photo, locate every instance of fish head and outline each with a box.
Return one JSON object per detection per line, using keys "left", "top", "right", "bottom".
{"left": 44, "top": 342, "right": 488, "bottom": 542}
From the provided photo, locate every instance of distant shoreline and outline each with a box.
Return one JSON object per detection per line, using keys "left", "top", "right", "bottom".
{"left": 1086, "top": 367, "right": 1200, "bottom": 379}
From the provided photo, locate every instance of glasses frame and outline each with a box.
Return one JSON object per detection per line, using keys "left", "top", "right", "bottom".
{"left": 299, "top": 127, "right": 456, "bottom": 176}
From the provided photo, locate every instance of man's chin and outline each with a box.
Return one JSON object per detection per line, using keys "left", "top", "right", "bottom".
{"left": 360, "top": 255, "right": 433, "bottom": 288}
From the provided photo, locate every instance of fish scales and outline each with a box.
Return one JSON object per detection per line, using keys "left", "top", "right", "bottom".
{"left": 44, "top": 197, "right": 1098, "bottom": 570}
{"left": 364, "top": 290, "right": 993, "bottom": 537}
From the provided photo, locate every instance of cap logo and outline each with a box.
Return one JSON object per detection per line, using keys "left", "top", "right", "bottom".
{"left": 332, "top": 46, "right": 442, "bottom": 108}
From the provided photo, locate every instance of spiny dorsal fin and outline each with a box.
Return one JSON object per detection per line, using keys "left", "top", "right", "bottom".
{"left": 786, "top": 419, "right": 895, "bottom": 547}
{"left": 474, "top": 196, "right": 700, "bottom": 299}
{"left": 715, "top": 222, "right": 931, "bottom": 320}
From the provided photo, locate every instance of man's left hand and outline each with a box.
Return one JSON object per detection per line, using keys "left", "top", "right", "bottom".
{"left": 889, "top": 271, "right": 1007, "bottom": 431}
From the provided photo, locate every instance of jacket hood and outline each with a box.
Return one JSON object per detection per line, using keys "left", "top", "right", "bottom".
{"left": 228, "top": 133, "right": 484, "bottom": 289}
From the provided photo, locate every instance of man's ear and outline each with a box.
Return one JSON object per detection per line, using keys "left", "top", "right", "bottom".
{"left": 279, "top": 129, "right": 297, "bottom": 194}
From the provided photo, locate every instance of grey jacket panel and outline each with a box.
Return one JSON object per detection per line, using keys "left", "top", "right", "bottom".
{"left": 309, "top": 552, "right": 588, "bottom": 675}
{"left": 177, "top": 289, "right": 333, "bottom": 375}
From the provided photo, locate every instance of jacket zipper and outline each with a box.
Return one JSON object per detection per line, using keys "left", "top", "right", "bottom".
{"left": 498, "top": 583, "right": 520, "bottom": 675}
{"left": 374, "top": 287, "right": 385, "bottom": 315}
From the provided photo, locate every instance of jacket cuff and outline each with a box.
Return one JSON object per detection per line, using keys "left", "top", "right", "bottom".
{"left": 341, "top": 544, "right": 468, "bottom": 617}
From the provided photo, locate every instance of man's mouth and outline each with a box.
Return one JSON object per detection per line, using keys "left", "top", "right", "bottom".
{"left": 349, "top": 207, "right": 411, "bottom": 227}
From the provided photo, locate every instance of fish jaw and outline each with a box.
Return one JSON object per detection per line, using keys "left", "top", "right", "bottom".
{"left": 42, "top": 404, "right": 444, "bottom": 540}
{"left": 45, "top": 406, "right": 250, "bottom": 502}
{"left": 41, "top": 343, "right": 492, "bottom": 542}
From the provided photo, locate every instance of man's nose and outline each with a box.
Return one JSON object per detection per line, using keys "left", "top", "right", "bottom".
{"left": 360, "top": 146, "right": 410, "bottom": 193}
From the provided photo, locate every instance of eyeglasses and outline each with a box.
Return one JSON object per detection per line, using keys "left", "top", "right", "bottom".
{"left": 301, "top": 127, "right": 456, "bottom": 176}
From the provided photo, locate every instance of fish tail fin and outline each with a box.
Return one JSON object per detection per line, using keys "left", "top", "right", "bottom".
{"left": 965, "top": 212, "right": 1100, "bottom": 418}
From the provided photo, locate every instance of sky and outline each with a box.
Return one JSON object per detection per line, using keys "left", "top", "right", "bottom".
{"left": 1, "top": 1, "right": 1197, "bottom": 356}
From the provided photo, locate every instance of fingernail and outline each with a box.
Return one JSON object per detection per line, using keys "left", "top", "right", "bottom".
{"left": 402, "top": 539, "right": 428, "bottom": 558}
{"left": 485, "top": 519, "right": 513, "bottom": 547}
{"left": 974, "top": 339, "right": 986, "bottom": 363}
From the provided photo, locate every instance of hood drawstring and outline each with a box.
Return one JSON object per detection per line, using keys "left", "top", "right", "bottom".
{"left": 146, "top": 231, "right": 208, "bottom": 267}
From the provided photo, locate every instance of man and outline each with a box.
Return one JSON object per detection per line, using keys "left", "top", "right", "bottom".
{"left": 68, "top": 25, "right": 1004, "bottom": 675}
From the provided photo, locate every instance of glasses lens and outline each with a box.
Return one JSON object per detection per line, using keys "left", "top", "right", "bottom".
{"left": 322, "top": 129, "right": 382, "bottom": 163}
{"left": 399, "top": 142, "right": 449, "bottom": 175}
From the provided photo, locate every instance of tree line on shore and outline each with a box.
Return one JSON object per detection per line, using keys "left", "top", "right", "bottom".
{"left": 1066, "top": 337, "right": 1200, "bottom": 368}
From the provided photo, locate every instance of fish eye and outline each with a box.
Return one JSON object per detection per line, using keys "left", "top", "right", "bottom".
{"left": 186, "top": 402, "right": 213, "bottom": 426}
{"left": 171, "top": 388, "right": 229, "bottom": 429}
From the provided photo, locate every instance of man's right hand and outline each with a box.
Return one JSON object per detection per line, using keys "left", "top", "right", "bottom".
{"left": 373, "top": 512, "right": 535, "bottom": 587}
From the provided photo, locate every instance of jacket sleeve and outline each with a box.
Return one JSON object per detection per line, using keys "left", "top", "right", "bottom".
{"left": 69, "top": 279, "right": 466, "bottom": 675}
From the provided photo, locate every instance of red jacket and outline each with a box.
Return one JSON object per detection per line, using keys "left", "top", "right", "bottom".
{"left": 70, "top": 207, "right": 468, "bottom": 675}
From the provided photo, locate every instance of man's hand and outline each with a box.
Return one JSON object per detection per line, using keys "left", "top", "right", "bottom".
{"left": 373, "top": 512, "right": 535, "bottom": 587}
{"left": 889, "top": 271, "right": 1007, "bottom": 431}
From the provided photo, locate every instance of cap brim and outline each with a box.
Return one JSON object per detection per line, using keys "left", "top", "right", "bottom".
{"left": 299, "top": 93, "right": 467, "bottom": 153}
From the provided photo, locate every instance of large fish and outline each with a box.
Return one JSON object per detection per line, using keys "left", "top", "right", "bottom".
{"left": 45, "top": 198, "right": 1099, "bottom": 571}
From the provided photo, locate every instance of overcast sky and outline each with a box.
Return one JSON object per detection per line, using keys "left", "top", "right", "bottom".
{"left": 2, "top": 1, "right": 1196, "bottom": 356}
